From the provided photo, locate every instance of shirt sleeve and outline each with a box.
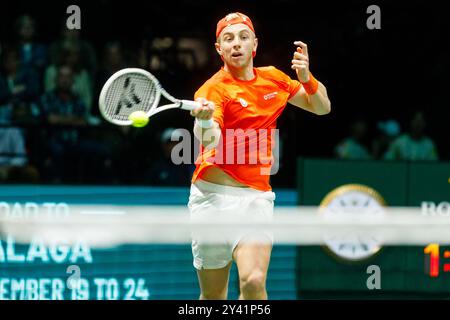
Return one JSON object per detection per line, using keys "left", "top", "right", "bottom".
{"left": 269, "top": 67, "right": 302, "bottom": 99}
{"left": 194, "top": 82, "right": 226, "bottom": 128}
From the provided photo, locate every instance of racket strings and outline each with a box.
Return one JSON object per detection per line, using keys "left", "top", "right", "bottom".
{"left": 104, "top": 73, "right": 158, "bottom": 122}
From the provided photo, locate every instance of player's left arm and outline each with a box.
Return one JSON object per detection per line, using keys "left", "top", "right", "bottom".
{"left": 288, "top": 41, "right": 331, "bottom": 115}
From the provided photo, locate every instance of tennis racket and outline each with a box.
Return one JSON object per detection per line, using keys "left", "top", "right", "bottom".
{"left": 99, "top": 68, "right": 200, "bottom": 125}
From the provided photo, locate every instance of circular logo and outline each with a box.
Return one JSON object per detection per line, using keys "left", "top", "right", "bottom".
{"left": 319, "top": 184, "right": 386, "bottom": 262}
{"left": 239, "top": 98, "right": 248, "bottom": 107}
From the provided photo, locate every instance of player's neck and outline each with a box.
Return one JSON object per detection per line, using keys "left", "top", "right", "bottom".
{"left": 223, "top": 63, "right": 255, "bottom": 81}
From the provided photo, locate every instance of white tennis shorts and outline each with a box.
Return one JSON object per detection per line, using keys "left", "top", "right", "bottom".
{"left": 188, "top": 179, "right": 275, "bottom": 270}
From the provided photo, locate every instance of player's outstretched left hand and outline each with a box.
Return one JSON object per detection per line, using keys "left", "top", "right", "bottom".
{"left": 291, "top": 41, "right": 310, "bottom": 83}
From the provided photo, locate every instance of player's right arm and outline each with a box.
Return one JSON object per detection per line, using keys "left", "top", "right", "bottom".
{"left": 191, "top": 98, "right": 222, "bottom": 150}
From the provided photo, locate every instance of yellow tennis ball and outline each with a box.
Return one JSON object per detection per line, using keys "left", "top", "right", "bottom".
{"left": 129, "top": 111, "right": 149, "bottom": 127}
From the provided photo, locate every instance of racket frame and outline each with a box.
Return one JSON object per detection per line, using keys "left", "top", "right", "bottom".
{"left": 99, "top": 68, "right": 198, "bottom": 126}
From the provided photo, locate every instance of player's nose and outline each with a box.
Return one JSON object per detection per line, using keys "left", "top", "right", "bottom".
{"left": 232, "top": 38, "right": 241, "bottom": 48}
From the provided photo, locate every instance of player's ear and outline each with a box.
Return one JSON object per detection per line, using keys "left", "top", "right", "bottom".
{"left": 215, "top": 41, "right": 222, "bottom": 56}
{"left": 252, "top": 37, "right": 258, "bottom": 57}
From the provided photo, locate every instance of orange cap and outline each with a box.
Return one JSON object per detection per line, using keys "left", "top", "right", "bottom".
{"left": 216, "top": 12, "right": 255, "bottom": 39}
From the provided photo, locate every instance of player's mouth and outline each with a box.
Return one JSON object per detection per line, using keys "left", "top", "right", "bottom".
{"left": 231, "top": 52, "right": 243, "bottom": 59}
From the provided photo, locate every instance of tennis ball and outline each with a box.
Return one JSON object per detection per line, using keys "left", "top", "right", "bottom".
{"left": 129, "top": 111, "right": 149, "bottom": 127}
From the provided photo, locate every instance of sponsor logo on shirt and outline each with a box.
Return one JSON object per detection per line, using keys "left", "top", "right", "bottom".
{"left": 263, "top": 92, "right": 278, "bottom": 100}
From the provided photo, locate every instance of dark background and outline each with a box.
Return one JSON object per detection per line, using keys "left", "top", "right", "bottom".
{"left": 1, "top": 0, "right": 448, "bottom": 187}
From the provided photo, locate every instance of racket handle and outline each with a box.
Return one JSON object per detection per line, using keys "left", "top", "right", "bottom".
{"left": 180, "top": 100, "right": 201, "bottom": 111}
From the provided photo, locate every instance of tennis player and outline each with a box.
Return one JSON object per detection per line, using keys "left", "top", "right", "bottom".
{"left": 188, "top": 12, "right": 331, "bottom": 300}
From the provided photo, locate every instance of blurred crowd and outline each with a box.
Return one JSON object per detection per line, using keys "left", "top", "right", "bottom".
{"left": 0, "top": 12, "right": 443, "bottom": 187}
{"left": 334, "top": 111, "right": 439, "bottom": 161}
{"left": 0, "top": 14, "right": 208, "bottom": 185}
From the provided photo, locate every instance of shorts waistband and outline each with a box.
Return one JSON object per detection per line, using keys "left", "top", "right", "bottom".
{"left": 194, "top": 179, "right": 275, "bottom": 200}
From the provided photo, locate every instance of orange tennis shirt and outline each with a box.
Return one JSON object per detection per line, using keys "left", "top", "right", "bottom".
{"left": 192, "top": 66, "right": 301, "bottom": 191}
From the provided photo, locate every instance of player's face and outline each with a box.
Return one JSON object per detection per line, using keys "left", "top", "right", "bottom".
{"left": 215, "top": 24, "right": 257, "bottom": 69}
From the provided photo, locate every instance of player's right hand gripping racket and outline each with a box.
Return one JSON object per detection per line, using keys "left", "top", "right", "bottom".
{"left": 99, "top": 68, "right": 200, "bottom": 125}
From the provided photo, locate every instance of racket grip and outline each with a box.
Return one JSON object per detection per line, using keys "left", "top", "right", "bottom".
{"left": 180, "top": 100, "right": 201, "bottom": 111}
